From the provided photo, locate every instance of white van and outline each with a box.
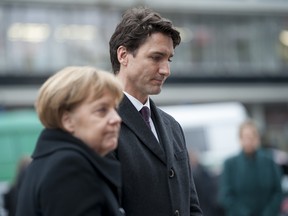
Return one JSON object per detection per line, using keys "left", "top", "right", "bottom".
{"left": 160, "top": 102, "right": 248, "bottom": 175}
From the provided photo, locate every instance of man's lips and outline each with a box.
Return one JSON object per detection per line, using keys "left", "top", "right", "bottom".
{"left": 152, "top": 78, "right": 164, "bottom": 85}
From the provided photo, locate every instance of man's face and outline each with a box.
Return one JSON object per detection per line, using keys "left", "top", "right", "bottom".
{"left": 121, "top": 32, "right": 174, "bottom": 103}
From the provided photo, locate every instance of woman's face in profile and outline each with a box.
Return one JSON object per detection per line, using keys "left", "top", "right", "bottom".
{"left": 62, "top": 90, "right": 122, "bottom": 156}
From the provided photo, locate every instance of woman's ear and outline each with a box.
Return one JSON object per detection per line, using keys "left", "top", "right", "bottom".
{"left": 117, "top": 46, "right": 128, "bottom": 66}
{"left": 61, "top": 111, "right": 74, "bottom": 133}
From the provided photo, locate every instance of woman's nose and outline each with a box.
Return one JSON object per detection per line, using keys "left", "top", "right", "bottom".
{"left": 109, "top": 109, "right": 122, "bottom": 124}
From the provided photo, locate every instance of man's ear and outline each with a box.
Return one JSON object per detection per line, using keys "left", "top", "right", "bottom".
{"left": 61, "top": 111, "right": 74, "bottom": 133}
{"left": 117, "top": 46, "right": 128, "bottom": 66}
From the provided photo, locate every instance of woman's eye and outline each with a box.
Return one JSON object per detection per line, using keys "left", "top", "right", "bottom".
{"left": 94, "top": 107, "right": 108, "bottom": 115}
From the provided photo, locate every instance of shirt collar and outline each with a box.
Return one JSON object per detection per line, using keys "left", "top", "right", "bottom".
{"left": 124, "top": 92, "right": 150, "bottom": 112}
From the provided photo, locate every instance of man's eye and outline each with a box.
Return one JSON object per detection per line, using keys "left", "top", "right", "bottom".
{"left": 151, "top": 56, "right": 161, "bottom": 61}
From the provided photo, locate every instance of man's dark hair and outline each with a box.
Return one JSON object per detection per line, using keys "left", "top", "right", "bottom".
{"left": 109, "top": 7, "right": 181, "bottom": 74}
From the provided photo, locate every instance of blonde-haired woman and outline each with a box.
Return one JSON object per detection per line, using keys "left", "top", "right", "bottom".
{"left": 16, "top": 66, "right": 125, "bottom": 216}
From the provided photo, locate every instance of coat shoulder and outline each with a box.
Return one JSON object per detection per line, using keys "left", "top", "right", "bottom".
{"left": 155, "top": 106, "right": 181, "bottom": 126}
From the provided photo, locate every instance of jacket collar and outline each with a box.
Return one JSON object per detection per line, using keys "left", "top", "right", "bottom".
{"left": 33, "top": 128, "right": 121, "bottom": 187}
{"left": 119, "top": 96, "right": 166, "bottom": 164}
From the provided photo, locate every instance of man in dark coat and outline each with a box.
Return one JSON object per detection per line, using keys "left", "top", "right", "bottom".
{"left": 109, "top": 7, "right": 202, "bottom": 216}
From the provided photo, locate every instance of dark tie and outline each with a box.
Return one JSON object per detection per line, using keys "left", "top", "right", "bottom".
{"left": 140, "top": 106, "right": 151, "bottom": 129}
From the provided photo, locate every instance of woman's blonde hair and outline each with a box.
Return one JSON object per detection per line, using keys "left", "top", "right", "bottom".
{"left": 35, "top": 66, "right": 123, "bottom": 129}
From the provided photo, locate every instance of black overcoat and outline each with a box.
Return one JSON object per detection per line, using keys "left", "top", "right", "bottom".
{"left": 16, "top": 128, "right": 124, "bottom": 216}
{"left": 113, "top": 96, "right": 202, "bottom": 216}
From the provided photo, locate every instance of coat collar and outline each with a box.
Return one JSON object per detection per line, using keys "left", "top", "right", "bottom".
{"left": 32, "top": 128, "right": 121, "bottom": 187}
{"left": 119, "top": 96, "right": 167, "bottom": 164}
{"left": 240, "top": 149, "right": 260, "bottom": 160}
{"left": 150, "top": 101, "right": 176, "bottom": 165}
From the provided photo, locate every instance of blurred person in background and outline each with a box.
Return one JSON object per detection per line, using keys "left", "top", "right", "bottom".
{"left": 189, "top": 150, "right": 225, "bottom": 216}
{"left": 15, "top": 66, "right": 125, "bottom": 216}
{"left": 109, "top": 6, "right": 202, "bottom": 216}
{"left": 218, "top": 119, "right": 282, "bottom": 216}
{"left": 3, "top": 156, "right": 31, "bottom": 216}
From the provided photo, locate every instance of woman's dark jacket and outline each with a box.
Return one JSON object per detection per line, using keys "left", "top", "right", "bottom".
{"left": 15, "top": 128, "right": 124, "bottom": 216}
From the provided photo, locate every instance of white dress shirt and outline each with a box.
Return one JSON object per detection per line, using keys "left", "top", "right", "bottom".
{"left": 124, "top": 92, "right": 159, "bottom": 141}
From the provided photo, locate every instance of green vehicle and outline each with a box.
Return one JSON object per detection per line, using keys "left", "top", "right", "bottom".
{"left": 0, "top": 109, "right": 43, "bottom": 184}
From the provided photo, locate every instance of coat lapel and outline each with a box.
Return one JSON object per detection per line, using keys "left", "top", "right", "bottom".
{"left": 150, "top": 100, "right": 174, "bottom": 164}
{"left": 119, "top": 96, "right": 166, "bottom": 164}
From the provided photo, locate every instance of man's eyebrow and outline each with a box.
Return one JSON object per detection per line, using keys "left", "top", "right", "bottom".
{"left": 151, "top": 51, "right": 174, "bottom": 58}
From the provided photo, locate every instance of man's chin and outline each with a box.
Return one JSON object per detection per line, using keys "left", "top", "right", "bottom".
{"left": 149, "top": 87, "right": 162, "bottom": 95}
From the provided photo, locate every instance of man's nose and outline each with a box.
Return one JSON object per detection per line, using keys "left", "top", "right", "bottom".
{"left": 159, "top": 61, "right": 170, "bottom": 76}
